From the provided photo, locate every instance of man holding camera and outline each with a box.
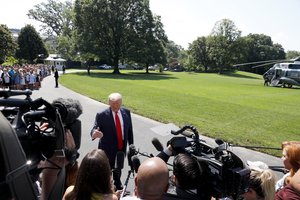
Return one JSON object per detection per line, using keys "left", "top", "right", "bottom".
{"left": 91, "top": 92, "right": 134, "bottom": 190}
{"left": 156, "top": 144, "right": 206, "bottom": 200}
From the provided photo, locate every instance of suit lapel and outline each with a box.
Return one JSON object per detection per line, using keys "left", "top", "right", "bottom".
{"left": 109, "top": 109, "right": 117, "bottom": 134}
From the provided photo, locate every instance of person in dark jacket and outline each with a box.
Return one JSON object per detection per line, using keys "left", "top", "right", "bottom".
{"left": 90, "top": 93, "right": 134, "bottom": 190}
{"left": 54, "top": 68, "right": 59, "bottom": 88}
{"left": 157, "top": 146, "right": 206, "bottom": 200}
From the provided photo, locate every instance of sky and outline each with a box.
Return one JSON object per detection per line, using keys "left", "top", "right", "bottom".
{"left": 1, "top": 0, "right": 300, "bottom": 51}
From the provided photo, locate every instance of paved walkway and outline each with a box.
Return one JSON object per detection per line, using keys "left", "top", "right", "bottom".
{"left": 31, "top": 70, "right": 284, "bottom": 190}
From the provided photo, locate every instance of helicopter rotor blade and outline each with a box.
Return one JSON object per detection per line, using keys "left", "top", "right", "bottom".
{"left": 251, "top": 61, "right": 280, "bottom": 68}
{"left": 233, "top": 60, "right": 283, "bottom": 67}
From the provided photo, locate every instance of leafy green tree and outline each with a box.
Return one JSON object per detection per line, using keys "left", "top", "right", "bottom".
{"left": 2, "top": 56, "right": 18, "bottom": 66}
{"left": 165, "top": 40, "right": 187, "bottom": 70}
{"left": 286, "top": 50, "right": 300, "bottom": 60}
{"left": 0, "top": 24, "right": 17, "bottom": 63}
{"left": 188, "top": 36, "right": 211, "bottom": 72}
{"left": 126, "top": 5, "right": 168, "bottom": 73}
{"left": 166, "top": 41, "right": 182, "bottom": 62}
{"left": 28, "top": 0, "right": 73, "bottom": 37}
{"left": 28, "top": 0, "right": 76, "bottom": 59}
{"left": 16, "top": 25, "right": 48, "bottom": 63}
{"left": 238, "top": 34, "right": 285, "bottom": 73}
{"left": 74, "top": 0, "right": 167, "bottom": 74}
{"left": 243, "top": 34, "right": 284, "bottom": 62}
{"left": 209, "top": 19, "right": 241, "bottom": 73}
{"left": 211, "top": 19, "right": 241, "bottom": 42}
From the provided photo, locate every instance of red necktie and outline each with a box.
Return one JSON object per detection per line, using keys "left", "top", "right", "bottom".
{"left": 115, "top": 112, "right": 123, "bottom": 150}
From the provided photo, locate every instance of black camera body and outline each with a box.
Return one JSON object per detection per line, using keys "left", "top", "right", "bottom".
{"left": 0, "top": 90, "right": 82, "bottom": 199}
{"left": 169, "top": 125, "right": 250, "bottom": 198}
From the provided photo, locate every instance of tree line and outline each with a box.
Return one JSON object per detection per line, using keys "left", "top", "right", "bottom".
{"left": 1, "top": 0, "right": 300, "bottom": 74}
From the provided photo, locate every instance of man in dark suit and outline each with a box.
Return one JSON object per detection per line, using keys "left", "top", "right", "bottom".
{"left": 91, "top": 93, "right": 134, "bottom": 190}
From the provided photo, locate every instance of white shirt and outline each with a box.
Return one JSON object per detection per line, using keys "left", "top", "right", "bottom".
{"left": 276, "top": 172, "right": 290, "bottom": 191}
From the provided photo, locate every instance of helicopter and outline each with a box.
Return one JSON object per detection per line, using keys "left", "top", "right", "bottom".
{"left": 234, "top": 57, "right": 300, "bottom": 88}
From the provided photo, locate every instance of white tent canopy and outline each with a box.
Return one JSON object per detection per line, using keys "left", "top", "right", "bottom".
{"left": 44, "top": 54, "right": 66, "bottom": 70}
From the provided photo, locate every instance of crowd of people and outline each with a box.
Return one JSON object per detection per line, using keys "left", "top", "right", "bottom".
{"left": 57, "top": 141, "right": 300, "bottom": 200}
{"left": 0, "top": 64, "right": 52, "bottom": 90}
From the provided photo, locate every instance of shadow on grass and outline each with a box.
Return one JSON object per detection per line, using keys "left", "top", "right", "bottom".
{"left": 72, "top": 71, "right": 177, "bottom": 80}
{"left": 219, "top": 72, "right": 261, "bottom": 79}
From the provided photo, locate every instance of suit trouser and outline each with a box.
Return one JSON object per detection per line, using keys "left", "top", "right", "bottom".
{"left": 113, "top": 167, "right": 122, "bottom": 190}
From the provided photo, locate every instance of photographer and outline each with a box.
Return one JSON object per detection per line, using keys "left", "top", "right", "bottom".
{"left": 40, "top": 98, "right": 82, "bottom": 200}
{"left": 153, "top": 125, "right": 250, "bottom": 199}
{"left": 156, "top": 144, "right": 207, "bottom": 200}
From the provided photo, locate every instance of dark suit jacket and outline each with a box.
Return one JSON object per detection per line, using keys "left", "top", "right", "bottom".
{"left": 91, "top": 107, "right": 134, "bottom": 168}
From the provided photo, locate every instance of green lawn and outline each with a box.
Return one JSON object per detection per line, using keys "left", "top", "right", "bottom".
{"left": 60, "top": 70, "right": 300, "bottom": 156}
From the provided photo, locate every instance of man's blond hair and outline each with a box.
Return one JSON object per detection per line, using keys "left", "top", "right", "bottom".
{"left": 108, "top": 93, "right": 122, "bottom": 102}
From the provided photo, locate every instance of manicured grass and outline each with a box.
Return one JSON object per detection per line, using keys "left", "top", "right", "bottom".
{"left": 60, "top": 70, "right": 300, "bottom": 156}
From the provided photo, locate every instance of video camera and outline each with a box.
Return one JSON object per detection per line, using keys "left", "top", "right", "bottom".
{"left": 168, "top": 125, "right": 250, "bottom": 199}
{"left": 0, "top": 89, "right": 65, "bottom": 164}
{"left": 0, "top": 89, "right": 82, "bottom": 199}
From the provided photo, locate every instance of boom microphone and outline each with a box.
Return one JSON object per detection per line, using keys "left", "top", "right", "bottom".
{"left": 0, "top": 89, "right": 32, "bottom": 98}
{"left": 52, "top": 98, "right": 83, "bottom": 125}
{"left": 152, "top": 137, "right": 164, "bottom": 152}
{"left": 132, "top": 155, "right": 141, "bottom": 173}
{"left": 115, "top": 151, "right": 125, "bottom": 169}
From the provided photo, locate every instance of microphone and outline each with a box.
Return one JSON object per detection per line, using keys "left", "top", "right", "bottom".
{"left": 152, "top": 138, "right": 164, "bottom": 152}
{"left": 129, "top": 144, "right": 137, "bottom": 155}
{"left": 127, "top": 150, "right": 134, "bottom": 171}
{"left": 131, "top": 155, "right": 141, "bottom": 173}
{"left": 115, "top": 151, "right": 125, "bottom": 169}
{"left": 52, "top": 98, "right": 83, "bottom": 125}
{"left": 215, "top": 138, "right": 224, "bottom": 145}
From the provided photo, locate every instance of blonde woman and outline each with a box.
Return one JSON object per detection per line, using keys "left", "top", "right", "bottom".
{"left": 242, "top": 161, "right": 277, "bottom": 200}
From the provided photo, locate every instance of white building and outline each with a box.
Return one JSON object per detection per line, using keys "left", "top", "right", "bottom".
{"left": 44, "top": 54, "right": 66, "bottom": 71}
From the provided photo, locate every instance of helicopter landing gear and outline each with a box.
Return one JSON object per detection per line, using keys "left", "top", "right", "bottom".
{"left": 282, "top": 83, "right": 292, "bottom": 88}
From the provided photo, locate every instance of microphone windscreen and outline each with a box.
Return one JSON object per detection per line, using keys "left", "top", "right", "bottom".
{"left": 131, "top": 155, "right": 141, "bottom": 173}
{"left": 127, "top": 151, "right": 134, "bottom": 170}
{"left": 129, "top": 144, "right": 137, "bottom": 155}
{"left": 115, "top": 151, "right": 125, "bottom": 169}
{"left": 152, "top": 137, "right": 164, "bottom": 152}
{"left": 215, "top": 138, "right": 224, "bottom": 145}
{"left": 52, "top": 98, "right": 83, "bottom": 124}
